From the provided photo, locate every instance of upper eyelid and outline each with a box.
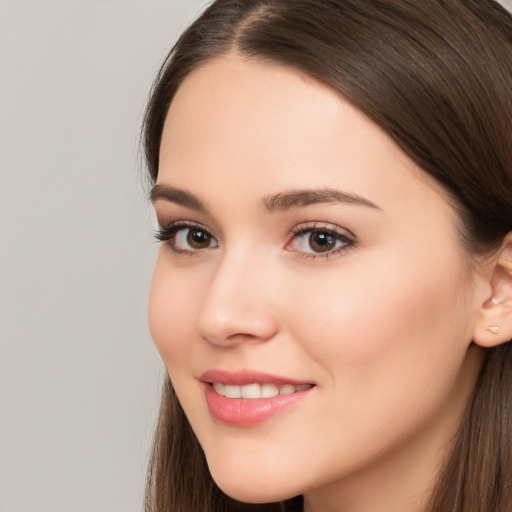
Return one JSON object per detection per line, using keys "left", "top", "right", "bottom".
{"left": 153, "top": 195, "right": 358, "bottom": 234}
{"left": 154, "top": 209, "right": 223, "bottom": 237}
{"left": 157, "top": 219, "right": 206, "bottom": 229}
{"left": 158, "top": 220, "right": 354, "bottom": 237}
{"left": 155, "top": 219, "right": 219, "bottom": 241}
{"left": 290, "top": 222, "right": 355, "bottom": 238}
{"left": 154, "top": 220, "right": 213, "bottom": 238}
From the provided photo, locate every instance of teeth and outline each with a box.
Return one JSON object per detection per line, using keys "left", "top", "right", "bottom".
{"left": 224, "top": 384, "right": 242, "bottom": 398}
{"left": 212, "top": 382, "right": 225, "bottom": 395}
{"left": 261, "top": 383, "right": 279, "bottom": 398}
{"left": 241, "top": 383, "right": 261, "bottom": 399}
{"left": 279, "top": 384, "right": 295, "bottom": 395}
{"left": 212, "top": 382, "right": 311, "bottom": 399}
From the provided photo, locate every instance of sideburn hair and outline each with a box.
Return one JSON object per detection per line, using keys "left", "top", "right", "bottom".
{"left": 143, "top": 1, "right": 512, "bottom": 511}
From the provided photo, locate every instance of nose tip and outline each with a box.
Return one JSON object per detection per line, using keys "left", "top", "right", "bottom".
{"left": 199, "top": 299, "right": 277, "bottom": 346}
{"left": 199, "top": 308, "right": 278, "bottom": 347}
{"left": 197, "top": 261, "right": 279, "bottom": 347}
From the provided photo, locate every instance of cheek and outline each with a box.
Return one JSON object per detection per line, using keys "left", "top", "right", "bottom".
{"left": 148, "top": 257, "right": 200, "bottom": 366}
{"left": 275, "top": 251, "right": 476, "bottom": 473}
{"left": 284, "top": 249, "right": 472, "bottom": 388}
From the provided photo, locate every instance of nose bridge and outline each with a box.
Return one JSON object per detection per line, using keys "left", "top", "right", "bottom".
{"left": 197, "top": 244, "right": 278, "bottom": 346}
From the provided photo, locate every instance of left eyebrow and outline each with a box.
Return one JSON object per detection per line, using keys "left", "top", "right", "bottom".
{"left": 262, "top": 189, "right": 381, "bottom": 212}
{"left": 150, "top": 184, "right": 209, "bottom": 213}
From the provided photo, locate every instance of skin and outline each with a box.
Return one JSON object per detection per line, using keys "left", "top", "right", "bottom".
{"left": 148, "top": 54, "right": 495, "bottom": 512}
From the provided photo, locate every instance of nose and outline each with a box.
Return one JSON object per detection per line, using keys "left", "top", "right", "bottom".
{"left": 197, "top": 250, "right": 279, "bottom": 347}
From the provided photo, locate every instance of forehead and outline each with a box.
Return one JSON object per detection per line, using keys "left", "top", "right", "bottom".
{"left": 158, "top": 54, "right": 451, "bottom": 220}
{"left": 159, "top": 54, "right": 354, "bottom": 180}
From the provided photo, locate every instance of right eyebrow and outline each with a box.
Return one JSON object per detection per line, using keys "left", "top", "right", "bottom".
{"left": 262, "top": 188, "right": 381, "bottom": 212}
{"left": 150, "top": 184, "right": 208, "bottom": 213}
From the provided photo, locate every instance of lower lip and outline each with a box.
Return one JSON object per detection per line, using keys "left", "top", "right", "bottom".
{"left": 203, "top": 383, "right": 312, "bottom": 426}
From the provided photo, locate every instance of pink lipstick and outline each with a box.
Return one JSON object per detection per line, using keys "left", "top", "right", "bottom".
{"left": 200, "top": 370, "right": 314, "bottom": 426}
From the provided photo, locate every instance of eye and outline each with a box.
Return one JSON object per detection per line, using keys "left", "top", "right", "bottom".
{"left": 155, "top": 222, "right": 218, "bottom": 254}
{"left": 286, "top": 224, "right": 354, "bottom": 258}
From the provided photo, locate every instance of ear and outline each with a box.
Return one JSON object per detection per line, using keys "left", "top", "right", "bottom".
{"left": 473, "top": 232, "right": 512, "bottom": 348}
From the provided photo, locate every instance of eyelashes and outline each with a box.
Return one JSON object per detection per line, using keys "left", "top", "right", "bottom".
{"left": 154, "top": 221, "right": 218, "bottom": 254}
{"left": 154, "top": 221, "right": 356, "bottom": 259}
{"left": 287, "top": 223, "right": 355, "bottom": 257}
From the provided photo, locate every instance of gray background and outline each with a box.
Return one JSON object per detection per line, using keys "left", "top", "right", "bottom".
{"left": 1, "top": 1, "right": 511, "bottom": 511}
{"left": 0, "top": 1, "right": 209, "bottom": 511}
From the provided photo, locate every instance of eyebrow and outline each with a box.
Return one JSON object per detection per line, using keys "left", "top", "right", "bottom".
{"left": 150, "top": 184, "right": 208, "bottom": 213}
{"left": 150, "top": 184, "right": 380, "bottom": 213}
{"left": 262, "top": 189, "right": 380, "bottom": 212}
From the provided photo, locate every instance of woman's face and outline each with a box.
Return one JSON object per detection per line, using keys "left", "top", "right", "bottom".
{"left": 149, "top": 55, "right": 489, "bottom": 509}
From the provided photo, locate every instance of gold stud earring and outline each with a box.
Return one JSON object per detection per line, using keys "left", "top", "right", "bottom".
{"left": 488, "top": 325, "right": 500, "bottom": 335}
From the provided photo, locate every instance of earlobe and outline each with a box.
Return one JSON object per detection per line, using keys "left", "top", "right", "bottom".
{"left": 473, "top": 233, "right": 512, "bottom": 348}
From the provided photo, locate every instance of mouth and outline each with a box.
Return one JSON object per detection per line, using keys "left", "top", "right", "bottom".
{"left": 200, "top": 370, "right": 315, "bottom": 426}
{"left": 210, "top": 382, "right": 313, "bottom": 399}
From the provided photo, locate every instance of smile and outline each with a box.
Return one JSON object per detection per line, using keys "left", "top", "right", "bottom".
{"left": 200, "top": 371, "right": 315, "bottom": 426}
{"left": 212, "top": 382, "right": 313, "bottom": 399}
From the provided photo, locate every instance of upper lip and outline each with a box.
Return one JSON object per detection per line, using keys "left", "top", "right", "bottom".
{"left": 200, "top": 369, "right": 315, "bottom": 386}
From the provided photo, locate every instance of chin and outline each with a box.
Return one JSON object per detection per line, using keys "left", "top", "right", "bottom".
{"left": 208, "top": 463, "right": 300, "bottom": 504}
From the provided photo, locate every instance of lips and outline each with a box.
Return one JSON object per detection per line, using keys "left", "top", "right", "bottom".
{"left": 200, "top": 370, "right": 315, "bottom": 426}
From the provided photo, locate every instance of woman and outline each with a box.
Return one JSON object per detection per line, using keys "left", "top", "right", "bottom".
{"left": 142, "top": 1, "right": 512, "bottom": 511}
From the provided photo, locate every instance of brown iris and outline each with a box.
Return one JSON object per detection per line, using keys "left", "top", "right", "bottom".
{"left": 187, "top": 228, "right": 212, "bottom": 249}
{"left": 309, "top": 231, "right": 336, "bottom": 253}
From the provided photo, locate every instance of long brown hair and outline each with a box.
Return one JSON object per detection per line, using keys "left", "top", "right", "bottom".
{"left": 142, "top": 1, "right": 512, "bottom": 511}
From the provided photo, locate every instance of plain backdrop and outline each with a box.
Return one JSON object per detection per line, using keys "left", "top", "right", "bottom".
{"left": 0, "top": 1, "right": 210, "bottom": 511}
{"left": 1, "top": 1, "right": 512, "bottom": 511}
